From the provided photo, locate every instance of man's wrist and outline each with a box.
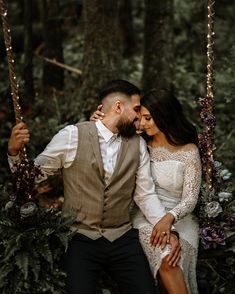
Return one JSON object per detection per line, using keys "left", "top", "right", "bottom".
{"left": 8, "top": 147, "right": 19, "bottom": 156}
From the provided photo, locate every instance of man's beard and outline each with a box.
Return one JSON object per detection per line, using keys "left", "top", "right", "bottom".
{"left": 117, "top": 118, "right": 137, "bottom": 138}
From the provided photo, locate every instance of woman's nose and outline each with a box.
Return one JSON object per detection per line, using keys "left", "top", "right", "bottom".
{"left": 140, "top": 117, "right": 145, "bottom": 127}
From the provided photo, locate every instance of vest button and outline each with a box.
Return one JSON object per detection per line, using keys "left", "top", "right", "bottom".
{"left": 101, "top": 229, "right": 105, "bottom": 233}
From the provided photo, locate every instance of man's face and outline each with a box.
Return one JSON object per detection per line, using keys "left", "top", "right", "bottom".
{"left": 117, "top": 94, "right": 141, "bottom": 138}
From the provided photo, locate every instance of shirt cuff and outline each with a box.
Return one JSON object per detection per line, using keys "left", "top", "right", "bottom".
{"left": 7, "top": 153, "right": 20, "bottom": 161}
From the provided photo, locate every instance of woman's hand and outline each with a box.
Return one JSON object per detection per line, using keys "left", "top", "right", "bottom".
{"left": 90, "top": 104, "right": 105, "bottom": 121}
{"left": 150, "top": 213, "right": 175, "bottom": 248}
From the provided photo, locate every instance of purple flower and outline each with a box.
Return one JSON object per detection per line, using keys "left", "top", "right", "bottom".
{"left": 200, "top": 226, "right": 226, "bottom": 249}
{"left": 223, "top": 214, "right": 235, "bottom": 232}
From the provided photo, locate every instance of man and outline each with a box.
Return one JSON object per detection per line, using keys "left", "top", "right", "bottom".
{"left": 8, "top": 80, "right": 180, "bottom": 294}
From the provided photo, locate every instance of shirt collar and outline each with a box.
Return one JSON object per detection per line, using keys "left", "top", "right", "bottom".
{"left": 95, "top": 120, "right": 120, "bottom": 143}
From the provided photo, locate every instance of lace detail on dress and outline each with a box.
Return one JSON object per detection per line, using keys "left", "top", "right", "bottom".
{"left": 139, "top": 225, "right": 172, "bottom": 277}
{"left": 149, "top": 146, "right": 202, "bottom": 222}
{"left": 139, "top": 223, "right": 199, "bottom": 294}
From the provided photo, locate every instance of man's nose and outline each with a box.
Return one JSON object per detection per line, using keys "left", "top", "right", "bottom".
{"left": 136, "top": 111, "right": 141, "bottom": 120}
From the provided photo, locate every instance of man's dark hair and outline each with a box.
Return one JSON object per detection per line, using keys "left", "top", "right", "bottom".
{"left": 98, "top": 79, "right": 141, "bottom": 100}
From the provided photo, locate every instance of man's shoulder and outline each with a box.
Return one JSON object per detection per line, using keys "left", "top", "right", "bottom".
{"left": 75, "top": 121, "right": 95, "bottom": 128}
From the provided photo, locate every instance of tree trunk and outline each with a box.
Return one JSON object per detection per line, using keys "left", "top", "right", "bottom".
{"left": 119, "top": 0, "right": 136, "bottom": 57}
{"left": 23, "top": 0, "right": 35, "bottom": 103}
{"left": 42, "top": 0, "right": 64, "bottom": 93}
{"left": 77, "top": 0, "right": 121, "bottom": 118}
{"left": 142, "top": 0, "right": 174, "bottom": 91}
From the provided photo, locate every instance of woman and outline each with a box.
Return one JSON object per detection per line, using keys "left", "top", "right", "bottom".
{"left": 91, "top": 89, "right": 201, "bottom": 294}
{"left": 136, "top": 89, "right": 201, "bottom": 294}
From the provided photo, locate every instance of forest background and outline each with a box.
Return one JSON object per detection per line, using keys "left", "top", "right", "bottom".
{"left": 0, "top": 0, "right": 234, "bottom": 293}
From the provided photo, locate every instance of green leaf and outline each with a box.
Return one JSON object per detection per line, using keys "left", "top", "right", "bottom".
{"left": 3, "top": 238, "right": 19, "bottom": 262}
{"left": 15, "top": 251, "right": 29, "bottom": 279}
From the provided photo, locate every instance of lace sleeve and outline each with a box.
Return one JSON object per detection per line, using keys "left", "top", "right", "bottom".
{"left": 169, "top": 149, "right": 202, "bottom": 222}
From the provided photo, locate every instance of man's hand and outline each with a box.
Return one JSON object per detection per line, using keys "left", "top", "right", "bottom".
{"left": 166, "top": 234, "right": 181, "bottom": 267}
{"left": 8, "top": 122, "right": 30, "bottom": 156}
{"left": 90, "top": 104, "right": 104, "bottom": 121}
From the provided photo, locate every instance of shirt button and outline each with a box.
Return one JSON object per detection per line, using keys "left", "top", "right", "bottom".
{"left": 101, "top": 229, "right": 105, "bottom": 233}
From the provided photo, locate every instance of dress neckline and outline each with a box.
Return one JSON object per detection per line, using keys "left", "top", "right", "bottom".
{"left": 148, "top": 145, "right": 198, "bottom": 155}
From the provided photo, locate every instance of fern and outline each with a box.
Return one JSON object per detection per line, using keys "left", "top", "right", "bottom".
{"left": 0, "top": 206, "right": 74, "bottom": 293}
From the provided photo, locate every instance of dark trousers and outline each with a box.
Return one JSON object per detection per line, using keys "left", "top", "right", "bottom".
{"left": 64, "top": 228, "right": 156, "bottom": 294}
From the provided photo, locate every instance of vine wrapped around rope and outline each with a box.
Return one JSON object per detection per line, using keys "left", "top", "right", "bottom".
{"left": 0, "top": 0, "right": 27, "bottom": 160}
{"left": 199, "top": 0, "right": 216, "bottom": 193}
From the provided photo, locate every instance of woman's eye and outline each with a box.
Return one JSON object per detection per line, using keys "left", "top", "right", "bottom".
{"left": 145, "top": 117, "right": 151, "bottom": 121}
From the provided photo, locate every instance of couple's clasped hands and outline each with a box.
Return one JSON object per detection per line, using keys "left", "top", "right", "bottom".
{"left": 151, "top": 213, "right": 181, "bottom": 267}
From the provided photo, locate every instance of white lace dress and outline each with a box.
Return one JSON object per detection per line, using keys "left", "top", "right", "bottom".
{"left": 133, "top": 146, "right": 201, "bottom": 294}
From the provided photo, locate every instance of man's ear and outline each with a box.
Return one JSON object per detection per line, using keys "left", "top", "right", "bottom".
{"left": 113, "top": 100, "right": 122, "bottom": 114}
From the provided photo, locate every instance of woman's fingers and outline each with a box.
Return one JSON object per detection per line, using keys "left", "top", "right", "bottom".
{"left": 95, "top": 110, "right": 105, "bottom": 119}
{"left": 90, "top": 108, "right": 105, "bottom": 121}
{"left": 151, "top": 230, "right": 168, "bottom": 247}
{"left": 151, "top": 229, "right": 171, "bottom": 247}
{"left": 150, "top": 227, "right": 160, "bottom": 246}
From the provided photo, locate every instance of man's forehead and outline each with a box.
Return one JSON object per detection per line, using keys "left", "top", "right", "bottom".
{"left": 130, "top": 94, "right": 141, "bottom": 105}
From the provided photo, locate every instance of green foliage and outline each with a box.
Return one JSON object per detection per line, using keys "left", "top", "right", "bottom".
{"left": 0, "top": 203, "right": 74, "bottom": 294}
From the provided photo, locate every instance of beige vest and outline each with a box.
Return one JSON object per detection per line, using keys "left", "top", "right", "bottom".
{"left": 62, "top": 122, "right": 140, "bottom": 241}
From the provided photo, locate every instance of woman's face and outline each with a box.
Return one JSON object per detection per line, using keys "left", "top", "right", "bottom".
{"left": 140, "top": 106, "right": 160, "bottom": 136}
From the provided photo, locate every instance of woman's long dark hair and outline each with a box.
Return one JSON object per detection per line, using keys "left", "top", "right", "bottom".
{"left": 141, "top": 89, "right": 199, "bottom": 146}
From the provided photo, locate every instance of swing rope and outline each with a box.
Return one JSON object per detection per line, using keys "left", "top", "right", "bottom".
{"left": 198, "top": 0, "right": 216, "bottom": 195}
{"left": 205, "top": 0, "right": 215, "bottom": 191}
{"left": 0, "top": 0, "right": 27, "bottom": 160}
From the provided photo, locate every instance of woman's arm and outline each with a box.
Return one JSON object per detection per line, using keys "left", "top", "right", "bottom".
{"left": 169, "top": 148, "right": 202, "bottom": 222}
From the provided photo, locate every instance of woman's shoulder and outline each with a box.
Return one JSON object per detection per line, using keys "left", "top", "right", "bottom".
{"left": 181, "top": 143, "right": 199, "bottom": 152}
{"left": 180, "top": 144, "right": 201, "bottom": 164}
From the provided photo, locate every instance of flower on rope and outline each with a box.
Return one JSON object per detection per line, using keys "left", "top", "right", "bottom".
{"left": 5, "top": 160, "right": 43, "bottom": 220}
{"left": 205, "top": 201, "right": 223, "bottom": 218}
{"left": 223, "top": 213, "right": 235, "bottom": 232}
{"left": 200, "top": 110, "right": 216, "bottom": 128}
{"left": 196, "top": 158, "right": 234, "bottom": 251}
{"left": 219, "top": 169, "right": 232, "bottom": 181}
{"left": 214, "top": 161, "right": 222, "bottom": 168}
{"left": 20, "top": 201, "right": 38, "bottom": 218}
{"left": 218, "top": 192, "right": 232, "bottom": 202}
{"left": 198, "top": 96, "right": 216, "bottom": 128}
{"left": 199, "top": 226, "right": 226, "bottom": 249}
{"left": 11, "top": 159, "right": 42, "bottom": 205}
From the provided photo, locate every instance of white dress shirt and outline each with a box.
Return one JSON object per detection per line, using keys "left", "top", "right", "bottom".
{"left": 8, "top": 120, "right": 167, "bottom": 226}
